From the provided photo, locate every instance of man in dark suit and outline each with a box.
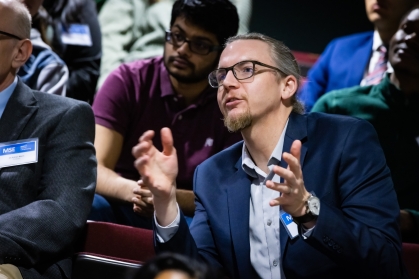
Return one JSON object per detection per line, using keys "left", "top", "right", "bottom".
{"left": 132, "top": 33, "right": 407, "bottom": 278}
{"left": 299, "top": 0, "right": 416, "bottom": 111}
{"left": 0, "top": 1, "right": 96, "bottom": 278}
{"left": 312, "top": 5, "right": 419, "bottom": 243}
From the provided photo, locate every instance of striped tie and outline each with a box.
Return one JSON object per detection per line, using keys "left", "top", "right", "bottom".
{"left": 364, "top": 45, "right": 388, "bottom": 85}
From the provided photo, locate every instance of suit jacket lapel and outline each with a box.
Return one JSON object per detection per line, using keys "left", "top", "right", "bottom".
{"left": 280, "top": 112, "right": 308, "bottom": 256}
{"left": 0, "top": 80, "right": 38, "bottom": 142}
{"left": 227, "top": 157, "right": 253, "bottom": 279}
{"left": 348, "top": 34, "right": 373, "bottom": 85}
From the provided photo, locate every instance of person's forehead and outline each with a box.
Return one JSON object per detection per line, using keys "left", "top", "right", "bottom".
{"left": 404, "top": 7, "right": 419, "bottom": 23}
{"left": 171, "top": 16, "right": 218, "bottom": 43}
{"left": 219, "top": 40, "right": 273, "bottom": 67}
{"left": 0, "top": 4, "right": 15, "bottom": 28}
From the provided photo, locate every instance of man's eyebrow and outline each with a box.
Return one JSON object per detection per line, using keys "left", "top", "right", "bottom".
{"left": 172, "top": 24, "right": 215, "bottom": 44}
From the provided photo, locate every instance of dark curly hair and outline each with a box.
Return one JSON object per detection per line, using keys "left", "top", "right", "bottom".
{"left": 135, "top": 252, "right": 224, "bottom": 279}
{"left": 170, "top": 0, "right": 239, "bottom": 47}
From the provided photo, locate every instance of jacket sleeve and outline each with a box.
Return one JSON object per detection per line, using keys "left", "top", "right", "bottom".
{"left": 0, "top": 102, "right": 97, "bottom": 268}
{"left": 155, "top": 167, "right": 224, "bottom": 271}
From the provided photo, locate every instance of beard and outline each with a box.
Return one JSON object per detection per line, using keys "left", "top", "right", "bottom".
{"left": 164, "top": 55, "right": 217, "bottom": 84}
{"left": 223, "top": 107, "right": 252, "bottom": 132}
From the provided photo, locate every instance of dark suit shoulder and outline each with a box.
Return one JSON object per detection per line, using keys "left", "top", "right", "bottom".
{"left": 307, "top": 111, "right": 372, "bottom": 130}
{"left": 33, "top": 90, "right": 89, "bottom": 109}
{"left": 32, "top": 90, "right": 93, "bottom": 120}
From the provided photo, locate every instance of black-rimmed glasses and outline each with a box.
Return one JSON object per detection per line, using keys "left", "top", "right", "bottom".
{"left": 0, "top": 30, "right": 22, "bottom": 41}
{"left": 208, "top": 60, "right": 284, "bottom": 88}
{"left": 165, "top": 30, "right": 222, "bottom": 55}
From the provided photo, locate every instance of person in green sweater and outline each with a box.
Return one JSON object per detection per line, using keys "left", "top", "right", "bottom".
{"left": 312, "top": 5, "right": 419, "bottom": 243}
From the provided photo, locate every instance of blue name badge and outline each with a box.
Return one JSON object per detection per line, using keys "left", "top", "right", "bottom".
{"left": 280, "top": 209, "right": 299, "bottom": 239}
{"left": 0, "top": 138, "right": 38, "bottom": 168}
{"left": 61, "top": 24, "right": 92, "bottom": 46}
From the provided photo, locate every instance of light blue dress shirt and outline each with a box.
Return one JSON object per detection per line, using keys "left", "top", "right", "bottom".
{"left": 0, "top": 77, "right": 18, "bottom": 119}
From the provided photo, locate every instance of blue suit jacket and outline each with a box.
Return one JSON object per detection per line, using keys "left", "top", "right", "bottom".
{"left": 156, "top": 112, "right": 407, "bottom": 279}
{"left": 299, "top": 31, "right": 373, "bottom": 112}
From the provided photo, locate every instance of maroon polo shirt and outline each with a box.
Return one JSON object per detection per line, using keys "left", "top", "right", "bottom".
{"left": 93, "top": 56, "right": 242, "bottom": 190}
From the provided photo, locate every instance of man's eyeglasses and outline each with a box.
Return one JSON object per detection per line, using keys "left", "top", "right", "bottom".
{"left": 165, "top": 30, "right": 222, "bottom": 55}
{"left": 0, "top": 30, "right": 22, "bottom": 41}
{"left": 208, "top": 60, "right": 284, "bottom": 88}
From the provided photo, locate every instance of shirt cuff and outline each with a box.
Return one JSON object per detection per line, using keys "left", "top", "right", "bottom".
{"left": 301, "top": 224, "right": 316, "bottom": 239}
{"left": 154, "top": 203, "right": 181, "bottom": 243}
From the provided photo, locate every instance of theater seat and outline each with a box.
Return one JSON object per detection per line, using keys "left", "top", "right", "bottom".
{"left": 403, "top": 242, "right": 419, "bottom": 279}
{"left": 72, "top": 221, "right": 155, "bottom": 279}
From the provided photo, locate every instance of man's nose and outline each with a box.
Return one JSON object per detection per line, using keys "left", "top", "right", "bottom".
{"left": 222, "top": 70, "right": 239, "bottom": 88}
{"left": 176, "top": 40, "right": 192, "bottom": 56}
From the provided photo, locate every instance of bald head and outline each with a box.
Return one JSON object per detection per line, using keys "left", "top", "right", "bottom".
{"left": 0, "top": 0, "right": 31, "bottom": 39}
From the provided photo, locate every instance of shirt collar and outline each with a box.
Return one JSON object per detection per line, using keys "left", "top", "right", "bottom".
{"left": 372, "top": 30, "right": 384, "bottom": 51}
{"left": 242, "top": 119, "right": 289, "bottom": 177}
{"left": 0, "top": 77, "right": 18, "bottom": 119}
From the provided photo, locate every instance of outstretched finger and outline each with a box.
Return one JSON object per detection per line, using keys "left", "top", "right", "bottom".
{"left": 139, "top": 130, "right": 155, "bottom": 143}
{"left": 290, "top": 140, "right": 302, "bottom": 165}
{"left": 161, "top": 127, "right": 175, "bottom": 156}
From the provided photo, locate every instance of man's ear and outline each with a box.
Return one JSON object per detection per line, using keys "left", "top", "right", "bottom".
{"left": 280, "top": 75, "right": 298, "bottom": 101}
{"left": 12, "top": 39, "right": 33, "bottom": 69}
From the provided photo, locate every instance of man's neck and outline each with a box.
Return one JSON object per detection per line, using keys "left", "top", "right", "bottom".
{"left": 169, "top": 76, "right": 209, "bottom": 106}
{"left": 242, "top": 108, "right": 292, "bottom": 174}
{"left": 0, "top": 74, "right": 16, "bottom": 93}
{"left": 390, "top": 72, "right": 419, "bottom": 97}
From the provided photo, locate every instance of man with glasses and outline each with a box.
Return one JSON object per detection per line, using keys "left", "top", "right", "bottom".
{"left": 132, "top": 33, "right": 406, "bottom": 278}
{"left": 90, "top": 0, "right": 241, "bottom": 228}
{"left": 0, "top": 1, "right": 96, "bottom": 278}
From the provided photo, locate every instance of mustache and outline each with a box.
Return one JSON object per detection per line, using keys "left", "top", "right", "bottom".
{"left": 168, "top": 55, "right": 193, "bottom": 67}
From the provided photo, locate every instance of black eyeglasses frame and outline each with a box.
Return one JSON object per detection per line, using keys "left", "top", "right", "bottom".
{"left": 208, "top": 60, "right": 284, "bottom": 88}
{"left": 0, "top": 30, "right": 23, "bottom": 41}
{"left": 165, "top": 30, "right": 222, "bottom": 55}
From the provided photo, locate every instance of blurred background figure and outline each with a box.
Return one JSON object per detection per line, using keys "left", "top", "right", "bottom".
{"left": 135, "top": 253, "right": 222, "bottom": 279}
{"left": 312, "top": 4, "right": 419, "bottom": 243}
{"left": 299, "top": 0, "right": 417, "bottom": 111}
{"left": 19, "top": 0, "right": 69, "bottom": 96}
{"left": 89, "top": 0, "right": 242, "bottom": 229}
{"left": 97, "top": 0, "right": 252, "bottom": 88}
{"left": 43, "top": 0, "right": 102, "bottom": 103}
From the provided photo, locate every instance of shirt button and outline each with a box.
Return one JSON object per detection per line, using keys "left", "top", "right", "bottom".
{"left": 267, "top": 219, "right": 272, "bottom": 226}
{"left": 273, "top": 260, "right": 278, "bottom": 266}
{"left": 178, "top": 115, "right": 183, "bottom": 120}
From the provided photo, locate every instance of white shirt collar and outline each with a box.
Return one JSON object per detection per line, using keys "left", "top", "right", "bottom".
{"left": 242, "top": 119, "right": 289, "bottom": 176}
{"left": 372, "top": 30, "right": 384, "bottom": 51}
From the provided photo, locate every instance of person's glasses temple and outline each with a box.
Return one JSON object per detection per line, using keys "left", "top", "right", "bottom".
{"left": 0, "top": 30, "right": 22, "bottom": 40}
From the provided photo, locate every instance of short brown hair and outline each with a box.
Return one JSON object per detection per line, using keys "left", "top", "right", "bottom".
{"left": 225, "top": 33, "right": 305, "bottom": 114}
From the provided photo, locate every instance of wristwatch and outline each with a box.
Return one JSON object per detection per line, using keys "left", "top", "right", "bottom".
{"left": 292, "top": 193, "right": 320, "bottom": 224}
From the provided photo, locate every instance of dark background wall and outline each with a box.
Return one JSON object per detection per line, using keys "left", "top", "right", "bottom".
{"left": 249, "top": 0, "right": 374, "bottom": 54}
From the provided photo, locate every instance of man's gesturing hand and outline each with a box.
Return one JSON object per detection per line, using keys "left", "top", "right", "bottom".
{"left": 132, "top": 128, "right": 179, "bottom": 226}
{"left": 266, "top": 140, "right": 310, "bottom": 217}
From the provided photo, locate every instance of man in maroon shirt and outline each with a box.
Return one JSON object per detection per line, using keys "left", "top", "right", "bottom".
{"left": 90, "top": 0, "right": 241, "bottom": 228}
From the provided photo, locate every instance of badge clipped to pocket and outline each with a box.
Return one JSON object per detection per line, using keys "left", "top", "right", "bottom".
{"left": 0, "top": 138, "right": 38, "bottom": 169}
{"left": 61, "top": 23, "right": 93, "bottom": 46}
{"left": 280, "top": 209, "right": 299, "bottom": 239}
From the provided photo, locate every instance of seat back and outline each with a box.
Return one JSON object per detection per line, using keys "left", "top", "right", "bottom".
{"left": 403, "top": 242, "right": 419, "bottom": 279}
{"left": 72, "top": 221, "right": 155, "bottom": 279}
